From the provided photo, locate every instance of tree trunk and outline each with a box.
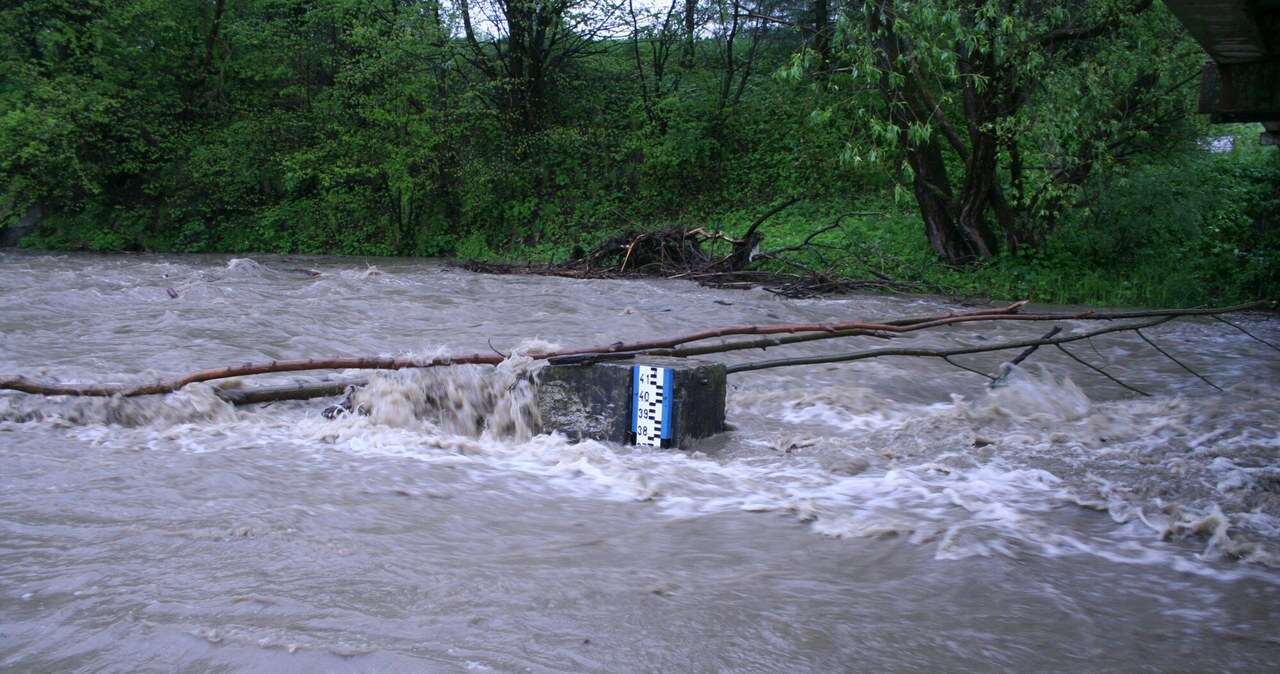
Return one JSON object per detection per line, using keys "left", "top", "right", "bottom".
{"left": 201, "top": 0, "right": 226, "bottom": 75}
{"left": 812, "top": 0, "right": 830, "bottom": 70}
{"left": 870, "top": 1, "right": 998, "bottom": 265}
{"left": 906, "top": 141, "right": 983, "bottom": 265}
{"left": 684, "top": 0, "right": 697, "bottom": 63}
{"left": 953, "top": 132, "right": 999, "bottom": 260}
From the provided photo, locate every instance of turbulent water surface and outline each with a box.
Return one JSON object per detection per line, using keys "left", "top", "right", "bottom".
{"left": 1, "top": 251, "right": 1278, "bottom": 672}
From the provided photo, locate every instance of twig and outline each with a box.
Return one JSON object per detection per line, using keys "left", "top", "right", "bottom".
{"left": 724, "top": 317, "right": 1176, "bottom": 376}
{"left": 640, "top": 329, "right": 897, "bottom": 358}
{"left": 1212, "top": 315, "right": 1280, "bottom": 353}
{"left": 1134, "top": 328, "right": 1222, "bottom": 391}
{"left": 988, "top": 326, "right": 1063, "bottom": 387}
{"left": 618, "top": 235, "right": 642, "bottom": 272}
{"left": 739, "top": 196, "right": 803, "bottom": 241}
{"left": 487, "top": 338, "right": 509, "bottom": 359}
{"left": 1010, "top": 327, "right": 1063, "bottom": 367}
{"left": 1053, "top": 344, "right": 1151, "bottom": 397}
{"left": 763, "top": 211, "right": 881, "bottom": 257}
{"left": 942, "top": 355, "right": 997, "bottom": 380}
{"left": 1086, "top": 334, "right": 1107, "bottom": 361}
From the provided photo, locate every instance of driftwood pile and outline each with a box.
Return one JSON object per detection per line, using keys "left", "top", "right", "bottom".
{"left": 465, "top": 198, "right": 931, "bottom": 298}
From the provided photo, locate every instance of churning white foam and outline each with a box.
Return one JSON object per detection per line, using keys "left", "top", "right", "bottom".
{"left": 5, "top": 354, "right": 1278, "bottom": 576}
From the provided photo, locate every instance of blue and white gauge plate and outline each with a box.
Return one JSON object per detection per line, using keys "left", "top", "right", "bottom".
{"left": 631, "top": 365, "right": 674, "bottom": 447}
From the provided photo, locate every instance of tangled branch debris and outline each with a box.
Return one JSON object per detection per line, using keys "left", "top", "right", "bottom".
{"left": 0, "top": 302, "right": 1271, "bottom": 404}
{"left": 464, "top": 199, "right": 931, "bottom": 297}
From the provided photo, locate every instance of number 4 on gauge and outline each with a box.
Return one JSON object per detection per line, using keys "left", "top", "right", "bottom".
{"left": 631, "top": 365, "right": 674, "bottom": 447}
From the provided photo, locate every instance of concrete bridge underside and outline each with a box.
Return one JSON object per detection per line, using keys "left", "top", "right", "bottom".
{"left": 1165, "top": 0, "right": 1280, "bottom": 144}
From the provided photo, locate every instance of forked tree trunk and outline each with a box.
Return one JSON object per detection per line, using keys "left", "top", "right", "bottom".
{"left": 872, "top": 3, "right": 999, "bottom": 266}
{"left": 953, "top": 132, "right": 999, "bottom": 260}
{"left": 902, "top": 135, "right": 998, "bottom": 265}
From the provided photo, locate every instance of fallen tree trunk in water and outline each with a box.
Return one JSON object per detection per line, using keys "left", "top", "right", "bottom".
{"left": 0, "top": 301, "right": 1273, "bottom": 403}
{"left": 214, "top": 377, "right": 367, "bottom": 406}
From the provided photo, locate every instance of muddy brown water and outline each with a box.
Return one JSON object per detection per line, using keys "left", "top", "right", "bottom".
{"left": 1, "top": 251, "right": 1278, "bottom": 672}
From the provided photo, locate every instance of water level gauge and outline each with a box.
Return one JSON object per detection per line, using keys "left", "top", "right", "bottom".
{"left": 631, "top": 365, "right": 674, "bottom": 447}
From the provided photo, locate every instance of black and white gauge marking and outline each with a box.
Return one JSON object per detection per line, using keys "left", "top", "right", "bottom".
{"left": 631, "top": 365, "right": 674, "bottom": 447}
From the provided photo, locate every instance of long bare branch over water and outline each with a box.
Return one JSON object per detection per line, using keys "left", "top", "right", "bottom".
{"left": 1, "top": 301, "right": 1269, "bottom": 399}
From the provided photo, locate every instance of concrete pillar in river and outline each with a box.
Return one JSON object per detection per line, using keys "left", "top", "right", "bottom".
{"left": 535, "top": 357, "right": 726, "bottom": 449}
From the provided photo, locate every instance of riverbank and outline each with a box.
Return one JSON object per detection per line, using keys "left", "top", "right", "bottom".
{"left": 463, "top": 184, "right": 1279, "bottom": 308}
{"left": 10, "top": 137, "right": 1277, "bottom": 309}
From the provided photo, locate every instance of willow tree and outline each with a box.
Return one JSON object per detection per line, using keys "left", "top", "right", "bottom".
{"left": 840, "top": 0, "right": 1199, "bottom": 264}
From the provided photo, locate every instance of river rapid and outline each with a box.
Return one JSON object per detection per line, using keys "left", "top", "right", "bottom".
{"left": 1, "top": 251, "right": 1278, "bottom": 672}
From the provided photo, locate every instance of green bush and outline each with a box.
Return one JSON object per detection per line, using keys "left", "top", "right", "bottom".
{"left": 2, "top": 1, "right": 1274, "bottom": 308}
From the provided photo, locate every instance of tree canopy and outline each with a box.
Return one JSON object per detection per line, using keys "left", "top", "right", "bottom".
{"left": 0, "top": 1, "right": 1275, "bottom": 304}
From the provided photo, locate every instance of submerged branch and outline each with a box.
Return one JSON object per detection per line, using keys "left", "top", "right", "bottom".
{"left": 214, "top": 377, "right": 368, "bottom": 406}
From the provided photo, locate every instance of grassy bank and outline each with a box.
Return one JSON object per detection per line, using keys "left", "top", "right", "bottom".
{"left": 464, "top": 139, "right": 1280, "bottom": 308}
{"left": 15, "top": 133, "right": 1279, "bottom": 309}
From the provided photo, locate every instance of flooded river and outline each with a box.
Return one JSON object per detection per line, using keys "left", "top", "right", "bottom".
{"left": 1, "top": 252, "right": 1278, "bottom": 672}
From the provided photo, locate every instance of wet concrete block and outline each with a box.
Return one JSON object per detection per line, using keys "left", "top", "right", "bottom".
{"left": 535, "top": 357, "right": 726, "bottom": 448}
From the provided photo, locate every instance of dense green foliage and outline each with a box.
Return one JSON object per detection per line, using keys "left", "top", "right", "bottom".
{"left": 836, "top": 0, "right": 1207, "bottom": 264}
{"left": 1, "top": 0, "right": 1275, "bottom": 306}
